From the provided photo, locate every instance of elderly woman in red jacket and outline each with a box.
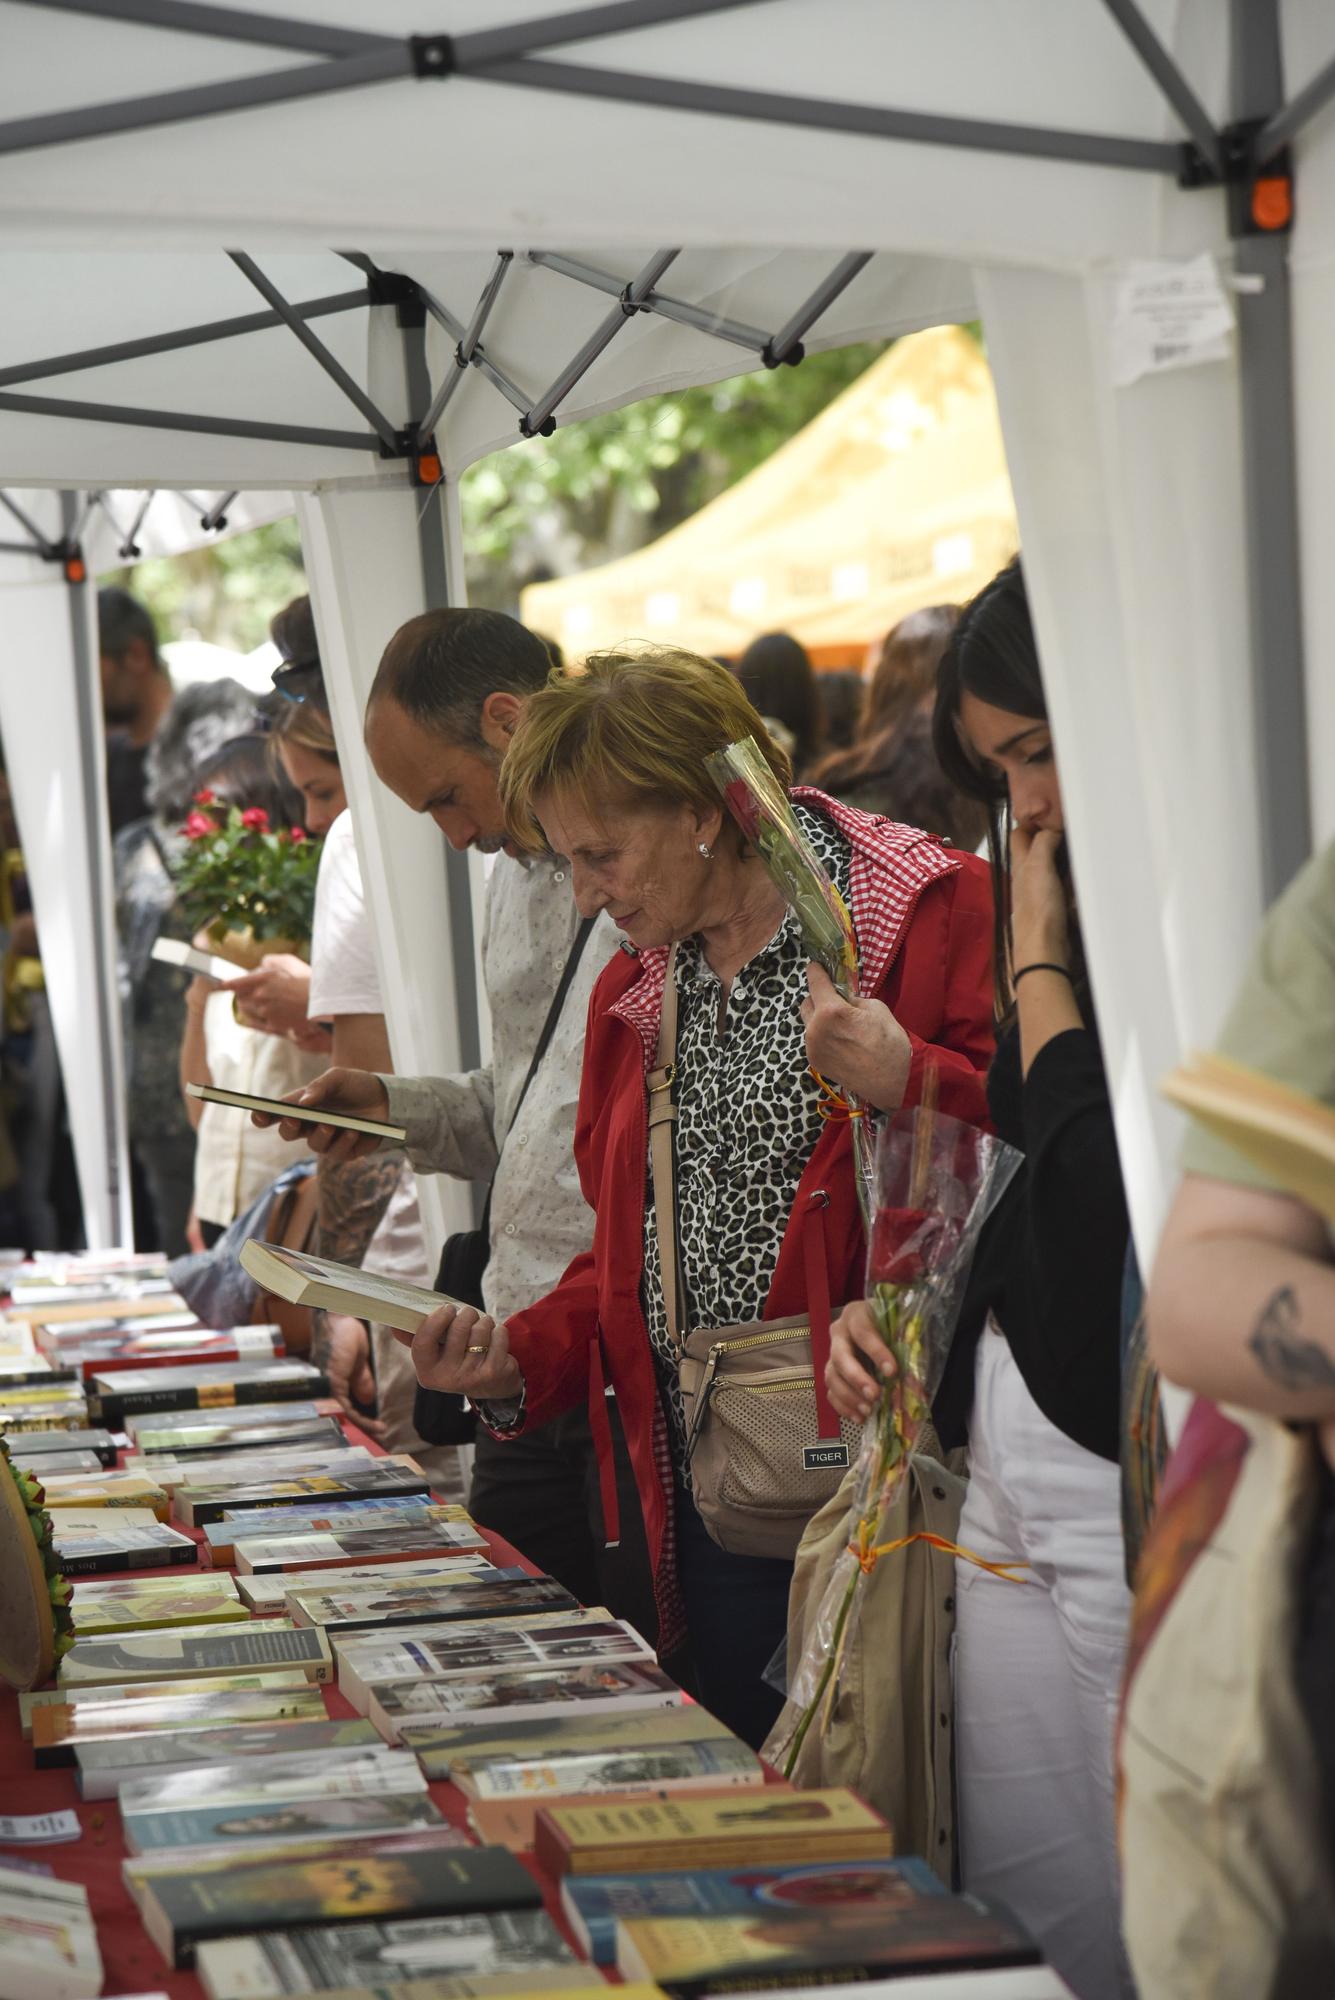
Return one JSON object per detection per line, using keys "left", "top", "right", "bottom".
{"left": 410, "top": 645, "right": 993, "bottom": 1746}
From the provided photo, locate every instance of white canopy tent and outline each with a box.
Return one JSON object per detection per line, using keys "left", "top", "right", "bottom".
{"left": 0, "top": 0, "right": 1331, "bottom": 1272}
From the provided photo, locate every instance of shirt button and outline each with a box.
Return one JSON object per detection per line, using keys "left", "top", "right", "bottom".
{"left": 553, "top": 870, "right": 566, "bottom": 883}
{"left": 503, "top": 1223, "right": 517, "bottom": 1237}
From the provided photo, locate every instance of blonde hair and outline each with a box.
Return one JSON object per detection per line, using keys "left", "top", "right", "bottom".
{"left": 500, "top": 644, "right": 792, "bottom": 851}
{"left": 268, "top": 698, "right": 339, "bottom": 767}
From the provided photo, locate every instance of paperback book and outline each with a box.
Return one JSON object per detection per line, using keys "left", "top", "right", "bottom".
{"left": 60, "top": 1326, "right": 284, "bottom": 1381}
{"left": 561, "top": 1858, "right": 947, "bottom": 1964}
{"left": 124, "top": 1789, "right": 447, "bottom": 1859}
{"left": 615, "top": 1898, "right": 1041, "bottom": 1994}
{"left": 237, "top": 1552, "right": 494, "bottom": 1614}
{"left": 399, "top": 1705, "right": 734, "bottom": 1779}
{"left": 337, "top": 1615, "right": 655, "bottom": 1714}
{"left": 73, "top": 1718, "right": 381, "bottom": 1800}
{"left": 49, "top": 1521, "right": 196, "bottom": 1575}
{"left": 133, "top": 1416, "right": 348, "bottom": 1458}
{"left": 19, "top": 1669, "right": 307, "bottom": 1740}
{"left": 188, "top": 1081, "right": 407, "bottom": 1142}
{"left": 13, "top": 1449, "right": 106, "bottom": 1476}
{"left": 36, "top": 1684, "right": 327, "bottom": 1763}
{"left": 239, "top": 1241, "right": 464, "bottom": 1336}
{"left": 0, "top": 1860, "right": 102, "bottom": 1999}
{"left": 457, "top": 1735, "right": 763, "bottom": 1804}
{"left": 237, "top": 1520, "right": 489, "bottom": 1575}
{"left": 138, "top": 1443, "right": 367, "bottom": 1490}
{"left": 288, "top": 1574, "right": 575, "bottom": 1631}
{"left": 534, "top": 1789, "right": 894, "bottom": 1878}
{"left": 91, "top": 1358, "right": 327, "bottom": 1425}
{"left": 43, "top": 1472, "right": 170, "bottom": 1517}
{"left": 204, "top": 1502, "right": 456, "bottom": 1565}
{"left": 132, "top": 1838, "right": 534, "bottom": 1967}
{"left": 193, "top": 1906, "right": 573, "bottom": 1997}
{"left": 68, "top": 1588, "right": 250, "bottom": 1635}
{"left": 6, "top": 1428, "right": 118, "bottom": 1466}
{"left": 57, "top": 1622, "right": 334, "bottom": 1687}
{"left": 186, "top": 1464, "right": 438, "bottom": 1529}
{"left": 129, "top": 1397, "right": 340, "bottom": 1437}
{"left": 0, "top": 1397, "right": 89, "bottom": 1431}
{"left": 119, "top": 1744, "right": 425, "bottom": 1813}
{"left": 368, "top": 1659, "right": 682, "bottom": 1742}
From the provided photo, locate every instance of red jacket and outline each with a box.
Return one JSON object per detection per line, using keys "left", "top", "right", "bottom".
{"left": 499, "top": 793, "right": 995, "bottom": 1636}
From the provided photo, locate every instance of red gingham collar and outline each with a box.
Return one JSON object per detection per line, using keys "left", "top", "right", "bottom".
{"left": 609, "top": 787, "right": 962, "bottom": 1069}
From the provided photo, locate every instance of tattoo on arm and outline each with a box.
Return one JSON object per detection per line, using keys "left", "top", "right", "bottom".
{"left": 315, "top": 1150, "right": 403, "bottom": 1270}
{"left": 1247, "top": 1285, "right": 1335, "bottom": 1392}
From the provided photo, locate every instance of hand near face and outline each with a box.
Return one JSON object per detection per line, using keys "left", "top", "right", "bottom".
{"left": 1009, "top": 825, "right": 1070, "bottom": 970}
{"left": 393, "top": 1303, "right": 523, "bottom": 1405}
{"left": 801, "top": 964, "right": 912, "bottom": 1114}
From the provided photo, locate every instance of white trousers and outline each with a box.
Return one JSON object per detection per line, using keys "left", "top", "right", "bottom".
{"left": 954, "top": 1327, "right": 1133, "bottom": 2000}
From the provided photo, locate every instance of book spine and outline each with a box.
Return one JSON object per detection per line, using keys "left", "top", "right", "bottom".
{"left": 56, "top": 1541, "right": 193, "bottom": 1576}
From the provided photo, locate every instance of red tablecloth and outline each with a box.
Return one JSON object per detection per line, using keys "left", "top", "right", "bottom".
{"left": 0, "top": 1423, "right": 559, "bottom": 2000}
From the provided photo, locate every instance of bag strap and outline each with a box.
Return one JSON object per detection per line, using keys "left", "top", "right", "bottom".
{"left": 647, "top": 945, "right": 685, "bottom": 1357}
{"left": 508, "top": 913, "right": 595, "bottom": 1147}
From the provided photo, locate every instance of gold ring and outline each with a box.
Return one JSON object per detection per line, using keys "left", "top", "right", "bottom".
{"left": 465, "top": 1344, "right": 489, "bottom": 1354}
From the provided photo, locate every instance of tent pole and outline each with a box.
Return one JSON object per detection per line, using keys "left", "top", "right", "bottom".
{"left": 1100, "top": 0, "right": 1221, "bottom": 174}
{"left": 526, "top": 250, "right": 773, "bottom": 353}
{"left": 0, "top": 290, "right": 369, "bottom": 393}
{"left": 0, "top": 489, "right": 59, "bottom": 555}
{"left": 228, "top": 255, "right": 402, "bottom": 453}
{"left": 1231, "top": 0, "right": 1311, "bottom": 899}
{"left": 764, "top": 251, "right": 873, "bottom": 366}
{"left": 0, "top": 388, "right": 375, "bottom": 454}
{"left": 1257, "top": 50, "right": 1335, "bottom": 160}
{"left": 521, "top": 248, "right": 679, "bottom": 437}
{"left": 400, "top": 307, "right": 483, "bottom": 1084}
{"left": 477, "top": 57, "right": 1186, "bottom": 174}
{"left": 35, "top": 0, "right": 390, "bottom": 56}
{"left": 60, "top": 491, "right": 132, "bottom": 1247}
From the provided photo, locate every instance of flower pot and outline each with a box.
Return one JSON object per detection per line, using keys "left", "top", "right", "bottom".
{"left": 207, "top": 928, "right": 307, "bottom": 972}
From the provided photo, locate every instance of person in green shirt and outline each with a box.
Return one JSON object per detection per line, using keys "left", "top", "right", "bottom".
{"left": 1150, "top": 836, "right": 1335, "bottom": 1439}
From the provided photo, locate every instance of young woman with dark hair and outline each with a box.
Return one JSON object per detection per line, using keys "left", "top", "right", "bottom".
{"left": 734, "top": 631, "right": 823, "bottom": 777}
{"left": 813, "top": 606, "right": 987, "bottom": 851}
{"left": 825, "top": 558, "right": 1133, "bottom": 2000}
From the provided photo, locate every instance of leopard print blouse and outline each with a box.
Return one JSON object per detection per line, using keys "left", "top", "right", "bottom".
{"left": 641, "top": 803, "right": 854, "bottom": 1477}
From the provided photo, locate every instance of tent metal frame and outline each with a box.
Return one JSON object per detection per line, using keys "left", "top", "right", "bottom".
{"left": 0, "top": 0, "right": 1323, "bottom": 898}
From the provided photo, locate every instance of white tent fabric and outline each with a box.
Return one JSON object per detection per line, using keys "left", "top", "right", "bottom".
{"left": 0, "top": 0, "right": 1330, "bottom": 1270}
{"left": 0, "top": 492, "right": 130, "bottom": 1248}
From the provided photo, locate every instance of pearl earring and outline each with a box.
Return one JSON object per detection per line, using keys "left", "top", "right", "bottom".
{"left": 697, "top": 841, "right": 713, "bottom": 859}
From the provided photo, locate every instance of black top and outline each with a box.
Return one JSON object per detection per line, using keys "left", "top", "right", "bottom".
{"left": 105, "top": 731, "right": 150, "bottom": 836}
{"left": 934, "top": 1017, "right": 1126, "bottom": 1462}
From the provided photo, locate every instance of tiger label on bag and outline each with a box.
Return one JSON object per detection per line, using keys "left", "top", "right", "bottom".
{"left": 803, "top": 1444, "right": 851, "bottom": 1472}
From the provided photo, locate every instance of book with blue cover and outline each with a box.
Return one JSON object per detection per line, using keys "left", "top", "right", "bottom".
{"left": 561, "top": 1857, "right": 946, "bottom": 1964}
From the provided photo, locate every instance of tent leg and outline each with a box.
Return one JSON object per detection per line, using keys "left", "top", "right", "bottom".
{"left": 1232, "top": 0, "right": 1311, "bottom": 900}
{"left": 61, "top": 492, "right": 133, "bottom": 1248}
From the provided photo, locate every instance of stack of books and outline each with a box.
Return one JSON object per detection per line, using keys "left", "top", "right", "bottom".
{"left": 0, "top": 1858, "right": 102, "bottom": 1998}
{"left": 0, "top": 1247, "right": 1064, "bottom": 2000}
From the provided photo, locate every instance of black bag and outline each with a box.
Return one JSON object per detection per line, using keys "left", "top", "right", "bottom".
{"left": 414, "top": 916, "right": 594, "bottom": 1446}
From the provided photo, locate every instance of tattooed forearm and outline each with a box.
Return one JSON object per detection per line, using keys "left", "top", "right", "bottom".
{"left": 315, "top": 1148, "right": 403, "bottom": 1270}
{"left": 1247, "top": 1284, "right": 1335, "bottom": 1391}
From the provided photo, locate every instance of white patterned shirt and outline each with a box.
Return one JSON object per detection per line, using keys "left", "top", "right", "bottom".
{"left": 381, "top": 855, "right": 620, "bottom": 1322}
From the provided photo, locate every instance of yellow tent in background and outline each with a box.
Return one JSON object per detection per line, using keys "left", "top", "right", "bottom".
{"left": 521, "top": 325, "right": 1018, "bottom": 667}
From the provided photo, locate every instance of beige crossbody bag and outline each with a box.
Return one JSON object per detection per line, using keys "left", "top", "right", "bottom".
{"left": 647, "top": 947, "right": 863, "bottom": 1561}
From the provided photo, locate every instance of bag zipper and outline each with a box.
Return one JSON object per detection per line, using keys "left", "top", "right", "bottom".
{"left": 685, "top": 1326, "right": 815, "bottom": 1455}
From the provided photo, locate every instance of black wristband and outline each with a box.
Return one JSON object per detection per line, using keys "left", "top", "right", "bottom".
{"left": 1013, "top": 961, "right": 1074, "bottom": 986}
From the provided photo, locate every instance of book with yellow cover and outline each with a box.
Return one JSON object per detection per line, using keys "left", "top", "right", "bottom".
{"left": 534, "top": 1788, "right": 893, "bottom": 1878}
{"left": 42, "top": 1474, "right": 170, "bottom": 1519}
{"left": 19, "top": 1668, "right": 306, "bottom": 1739}
{"left": 69, "top": 1590, "right": 250, "bottom": 1635}
{"left": 240, "top": 1240, "right": 466, "bottom": 1337}
{"left": 1162, "top": 1050, "right": 1335, "bottom": 1223}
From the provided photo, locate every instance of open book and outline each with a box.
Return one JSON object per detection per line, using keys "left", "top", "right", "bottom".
{"left": 240, "top": 1243, "right": 466, "bottom": 1335}
{"left": 1162, "top": 1051, "right": 1335, "bottom": 1226}
{"left": 186, "top": 1083, "right": 406, "bottom": 1143}
{"left": 151, "top": 937, "right": 236, "bottom": 982}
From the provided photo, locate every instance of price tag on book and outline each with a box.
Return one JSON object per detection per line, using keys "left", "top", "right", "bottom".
{"left": 0, "top": 1809, "right": 81, "bottom": 1842}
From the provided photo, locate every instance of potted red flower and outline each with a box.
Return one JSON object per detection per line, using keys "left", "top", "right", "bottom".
{"left": 172, "top": 790, "right": 321, "bottom": 968}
